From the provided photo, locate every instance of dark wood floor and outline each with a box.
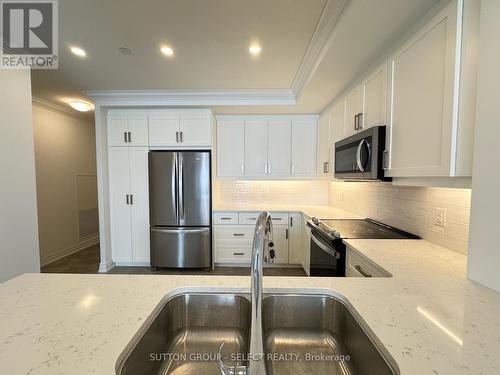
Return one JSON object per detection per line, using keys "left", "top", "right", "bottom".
{"left": 41, "top": 244, "right": 306, "bottom": 277}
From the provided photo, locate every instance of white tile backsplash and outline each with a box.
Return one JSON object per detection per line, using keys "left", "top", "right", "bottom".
{"left": 218, "top": 180, "right": 330, "bottom": 206}
{"left": 329, "top": 181, "right": 471, "bottom": 254}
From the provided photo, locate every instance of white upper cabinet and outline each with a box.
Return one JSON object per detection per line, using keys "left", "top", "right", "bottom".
{"left": 216, "top": 115, "right": 317, "bottom": 179}
{"left": 180, "top": 112, "right": 212, "bottom": 146}
{"left": 107, "top": 114, "right": 148, "bottom": 147}
{"left": 244, "top": 120, "right": 268, "bottom": 177}
{"left": 344, "top": 87, "right": 363, "bottom": 137}
{"left": 316, "top": 112, "right": 331, "bottom": 178}
{"left": 147, "top": 109, "right": 211, "bottom": 147}
{"left": 385, "top": 0, "right": 478, "bottom": 178}
{"left": 108, "top": 109, "right": 211, "bottom": 148}
{"left": 268, "top": 120, "right": 291, "bottom": 177}
{"left": 217, "top": 120, "right": 245, "bottom": 177}
{"left": 148, "top": 113, "right": 179, "bottom": 147}
{"left": 362, "top": 62, "right": 387, "bottom": 130}
{"left": 291, "top": 119, "right": 317, "bottom": 177}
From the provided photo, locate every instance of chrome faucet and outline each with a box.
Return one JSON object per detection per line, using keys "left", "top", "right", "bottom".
{"left": 219, "top": 211, "right": 274, "bottom": 375}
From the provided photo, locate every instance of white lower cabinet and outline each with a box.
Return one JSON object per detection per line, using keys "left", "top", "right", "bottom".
{"left": 345, "top": 246, "right": 389, "bottom": 278}
{"left": 214, "top": 211, "right": 296, "bottom": 266}
{"left": 288, "top": 213, "right": 302, "bottom": 264}
{"left": 109, "top": 147, "right": 150, "bottom": 265}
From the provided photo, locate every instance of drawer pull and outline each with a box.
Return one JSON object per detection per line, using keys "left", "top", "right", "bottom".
{"left": 273, "top": 218, "right": 283, "bottom": 221}
{"left": 248, "top": 218, "right": 257, "bottom": 220}
{"left": 220, "top": 217, "right": 232, "bottom": 220}
{"left": 233, "top": 252, "right": 245, "bottom": 256}
{"left": 355, "top": 265, "right": 372, "bottom": 278}
{"left": 233, "top": 233, "right": 245, "bottom": 237}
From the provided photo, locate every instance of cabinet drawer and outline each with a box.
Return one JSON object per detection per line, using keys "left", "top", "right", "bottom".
{"left": 346, "top": 247, "right": 389, "bottom": 277}
{"left": 213, "top": 212, "right": 238, "bottom": 224}
{"left": 238, "top": 212, "right": 289, "bottom": 225}
{"left": 215, "top": 244, "right": 252, "bottom": 263}
{"left": 214, "top": 226, "right": 254, "bottom": 242}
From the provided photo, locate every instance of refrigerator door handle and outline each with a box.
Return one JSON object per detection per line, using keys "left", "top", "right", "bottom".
{"left": 151, "top": 227, "right": 209, "bottom": 234}
{"left": 178, "top": 153, "right": 185, "bottom": 221}
{"left": 173, "top": 153, "right": 179, "bottom": 223}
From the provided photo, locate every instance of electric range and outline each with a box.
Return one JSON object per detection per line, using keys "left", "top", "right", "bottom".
{"left": 307, "top": 218, "right": 419, "bottom": 277}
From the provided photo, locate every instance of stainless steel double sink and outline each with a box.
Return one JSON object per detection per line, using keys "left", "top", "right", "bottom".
{"left": 116, "top": 291, "right": 399, "bottom": 375}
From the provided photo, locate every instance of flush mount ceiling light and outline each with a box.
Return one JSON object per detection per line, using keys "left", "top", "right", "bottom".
{"left": 69, "top": 100, "right": 93, "bottom": 112}
{"left": 249, "top": 44, "right": 262, "bottom": 56}
{"left": 160, "top": 46, "right": 174, "bottom": 57}
{"left": 70, "top": 46, "right": 87, "bottom": 57}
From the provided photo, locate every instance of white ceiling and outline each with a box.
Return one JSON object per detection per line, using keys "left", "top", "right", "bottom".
{"left": 31, "top": 0, "right": 440, "bottom": 117}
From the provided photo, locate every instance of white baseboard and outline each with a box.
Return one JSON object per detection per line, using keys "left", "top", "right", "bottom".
{"left": 40, "top": 235, "right": 99, "bottom": 266}
{"left": 98, "top": 259, "right": 115, "bottom": 273}
{"left": 114, "top": 261, "right": 151, "bottom": 267}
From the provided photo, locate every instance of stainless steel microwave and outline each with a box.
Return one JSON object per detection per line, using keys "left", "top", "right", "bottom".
{"left": 334, "top": 126, "right": 388, "bottom": 180}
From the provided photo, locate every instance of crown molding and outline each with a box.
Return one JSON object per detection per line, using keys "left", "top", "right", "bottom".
{"left": 291, "top": 0, "right": 347, "bottom": 98}
{"left": 85, "top": 89, "right": 296, "bottom": 107}
{"left": 32, "top": 97, "right": 93, "bottom": 121}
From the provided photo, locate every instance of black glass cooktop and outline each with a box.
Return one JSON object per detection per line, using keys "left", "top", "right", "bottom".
{"left": 315, "top": 219, "right": 419, "bottom": 240}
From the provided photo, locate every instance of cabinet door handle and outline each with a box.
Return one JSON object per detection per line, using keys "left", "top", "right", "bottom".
{"left": 290, "top": 217, "right": 293, "bottom": 227}
{"left": 127, "top": 131, "right": 132, "bottom": 143}
{"left": 233, "top": 233, "right": 245, "bottom": 237}
{"left": 220, "top": 217, "right": 232, "bottom": 221}
{"left": 358, "top": 113, "right": 363, "bottom": 130}
{"left": 285, "top": 229, "right": 289, "bottom": 239}
{"left": 264, "top": 164, "right": 268, "bottom": 174}
{"left": 124, "top": 132, "right": 128, "bottom": 143}
{"left": 268, "top": 163, "right": 271, "bottom": 175}
{"left": 179, "top": 131, "right": 183, "bottom": 143}
{"left": 241, "top": 162, "right": 244, "bottom": 175}
{"left": 233, "top": 252, "right": 245, "bottom": 256}
{"left": 130, "top": 194, "right": 133, "bottom": 205}
{"left": 176, "top": 131, "right": 179, "bottom": 143}
{"left": 291, "top": 164, "right": 296, "bottom": 174}
{"left": 355, "top": 264, "right": 372, "bottom": 277}
{"left": 126, "top": 194, "right": 129, "bottom": 204}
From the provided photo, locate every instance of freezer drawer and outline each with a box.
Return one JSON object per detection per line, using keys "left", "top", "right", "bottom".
{"left": 150, "top": 227, "right": 211, "bottom": 268}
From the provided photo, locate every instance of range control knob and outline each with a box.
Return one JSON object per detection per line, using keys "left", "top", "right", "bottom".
{"left": 331, "top": 230, "right": 341, "bottom": 239}
{"left": 312, "top": 217, "right": 320, "bottom": 225}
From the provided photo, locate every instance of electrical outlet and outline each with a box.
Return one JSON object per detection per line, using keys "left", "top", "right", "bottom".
{"left": 434, "top": 208, "right": 447, "bottom": 227}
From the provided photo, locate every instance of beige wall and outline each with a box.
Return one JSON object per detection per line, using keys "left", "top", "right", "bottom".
{"left": 217, "top": 180, "right": 329, "bottom": 206}
{"left": 329, "top": 182, "right": 471, "bottom": 254}
{"left": 467, "top": 0, "right": 500, "bottom": 292}
{"left": 0, "top": 70, "right": 40, "bottom": 282}
{"left": 32, "top": 102, "right": 98, "bottom": 265}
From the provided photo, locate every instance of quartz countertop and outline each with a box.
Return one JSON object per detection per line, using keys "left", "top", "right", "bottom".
{"left": 213, "top": 204, "right": 360, "bottom": 219}
{"left": 1, "top": 240, "right": 499, "bottom": 374}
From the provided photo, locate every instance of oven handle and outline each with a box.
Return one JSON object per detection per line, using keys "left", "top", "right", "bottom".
{"left": 311, "top": 234, "right": 341, "bottom": 259}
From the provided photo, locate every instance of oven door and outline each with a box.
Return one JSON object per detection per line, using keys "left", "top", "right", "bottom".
{"left": 309, "top": 232, "right": 343, "bottom": 276}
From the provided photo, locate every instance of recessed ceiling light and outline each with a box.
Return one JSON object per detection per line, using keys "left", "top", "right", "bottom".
{"left": 69, "top": 101, "right": 93, "bottom": 112}
{"left": 160, "top": 46, "right": 174, "bottom": 57}
{"left": 70, "top": 46, "right": 86, "bottom": 57}
{"left": 249, "top": 44, "right": 262, "bottom": 56}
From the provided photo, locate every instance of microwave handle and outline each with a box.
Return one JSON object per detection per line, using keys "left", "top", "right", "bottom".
{"left": 356, "top": 139, "right": 370, "bottom": 172}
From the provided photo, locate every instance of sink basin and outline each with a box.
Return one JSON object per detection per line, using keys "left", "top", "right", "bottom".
{"left": 262, "top": 294, "right": 397, "bottom": 375}
{"left": 116, "top": 293, "right": 251, "bottom": 375}
{"left": 116, "top": 291, "right": 398, "bottom": 375}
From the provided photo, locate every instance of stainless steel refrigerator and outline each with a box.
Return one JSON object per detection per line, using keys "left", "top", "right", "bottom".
{"left": 149, "top": 151, "right": 211, "bottom": 268}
